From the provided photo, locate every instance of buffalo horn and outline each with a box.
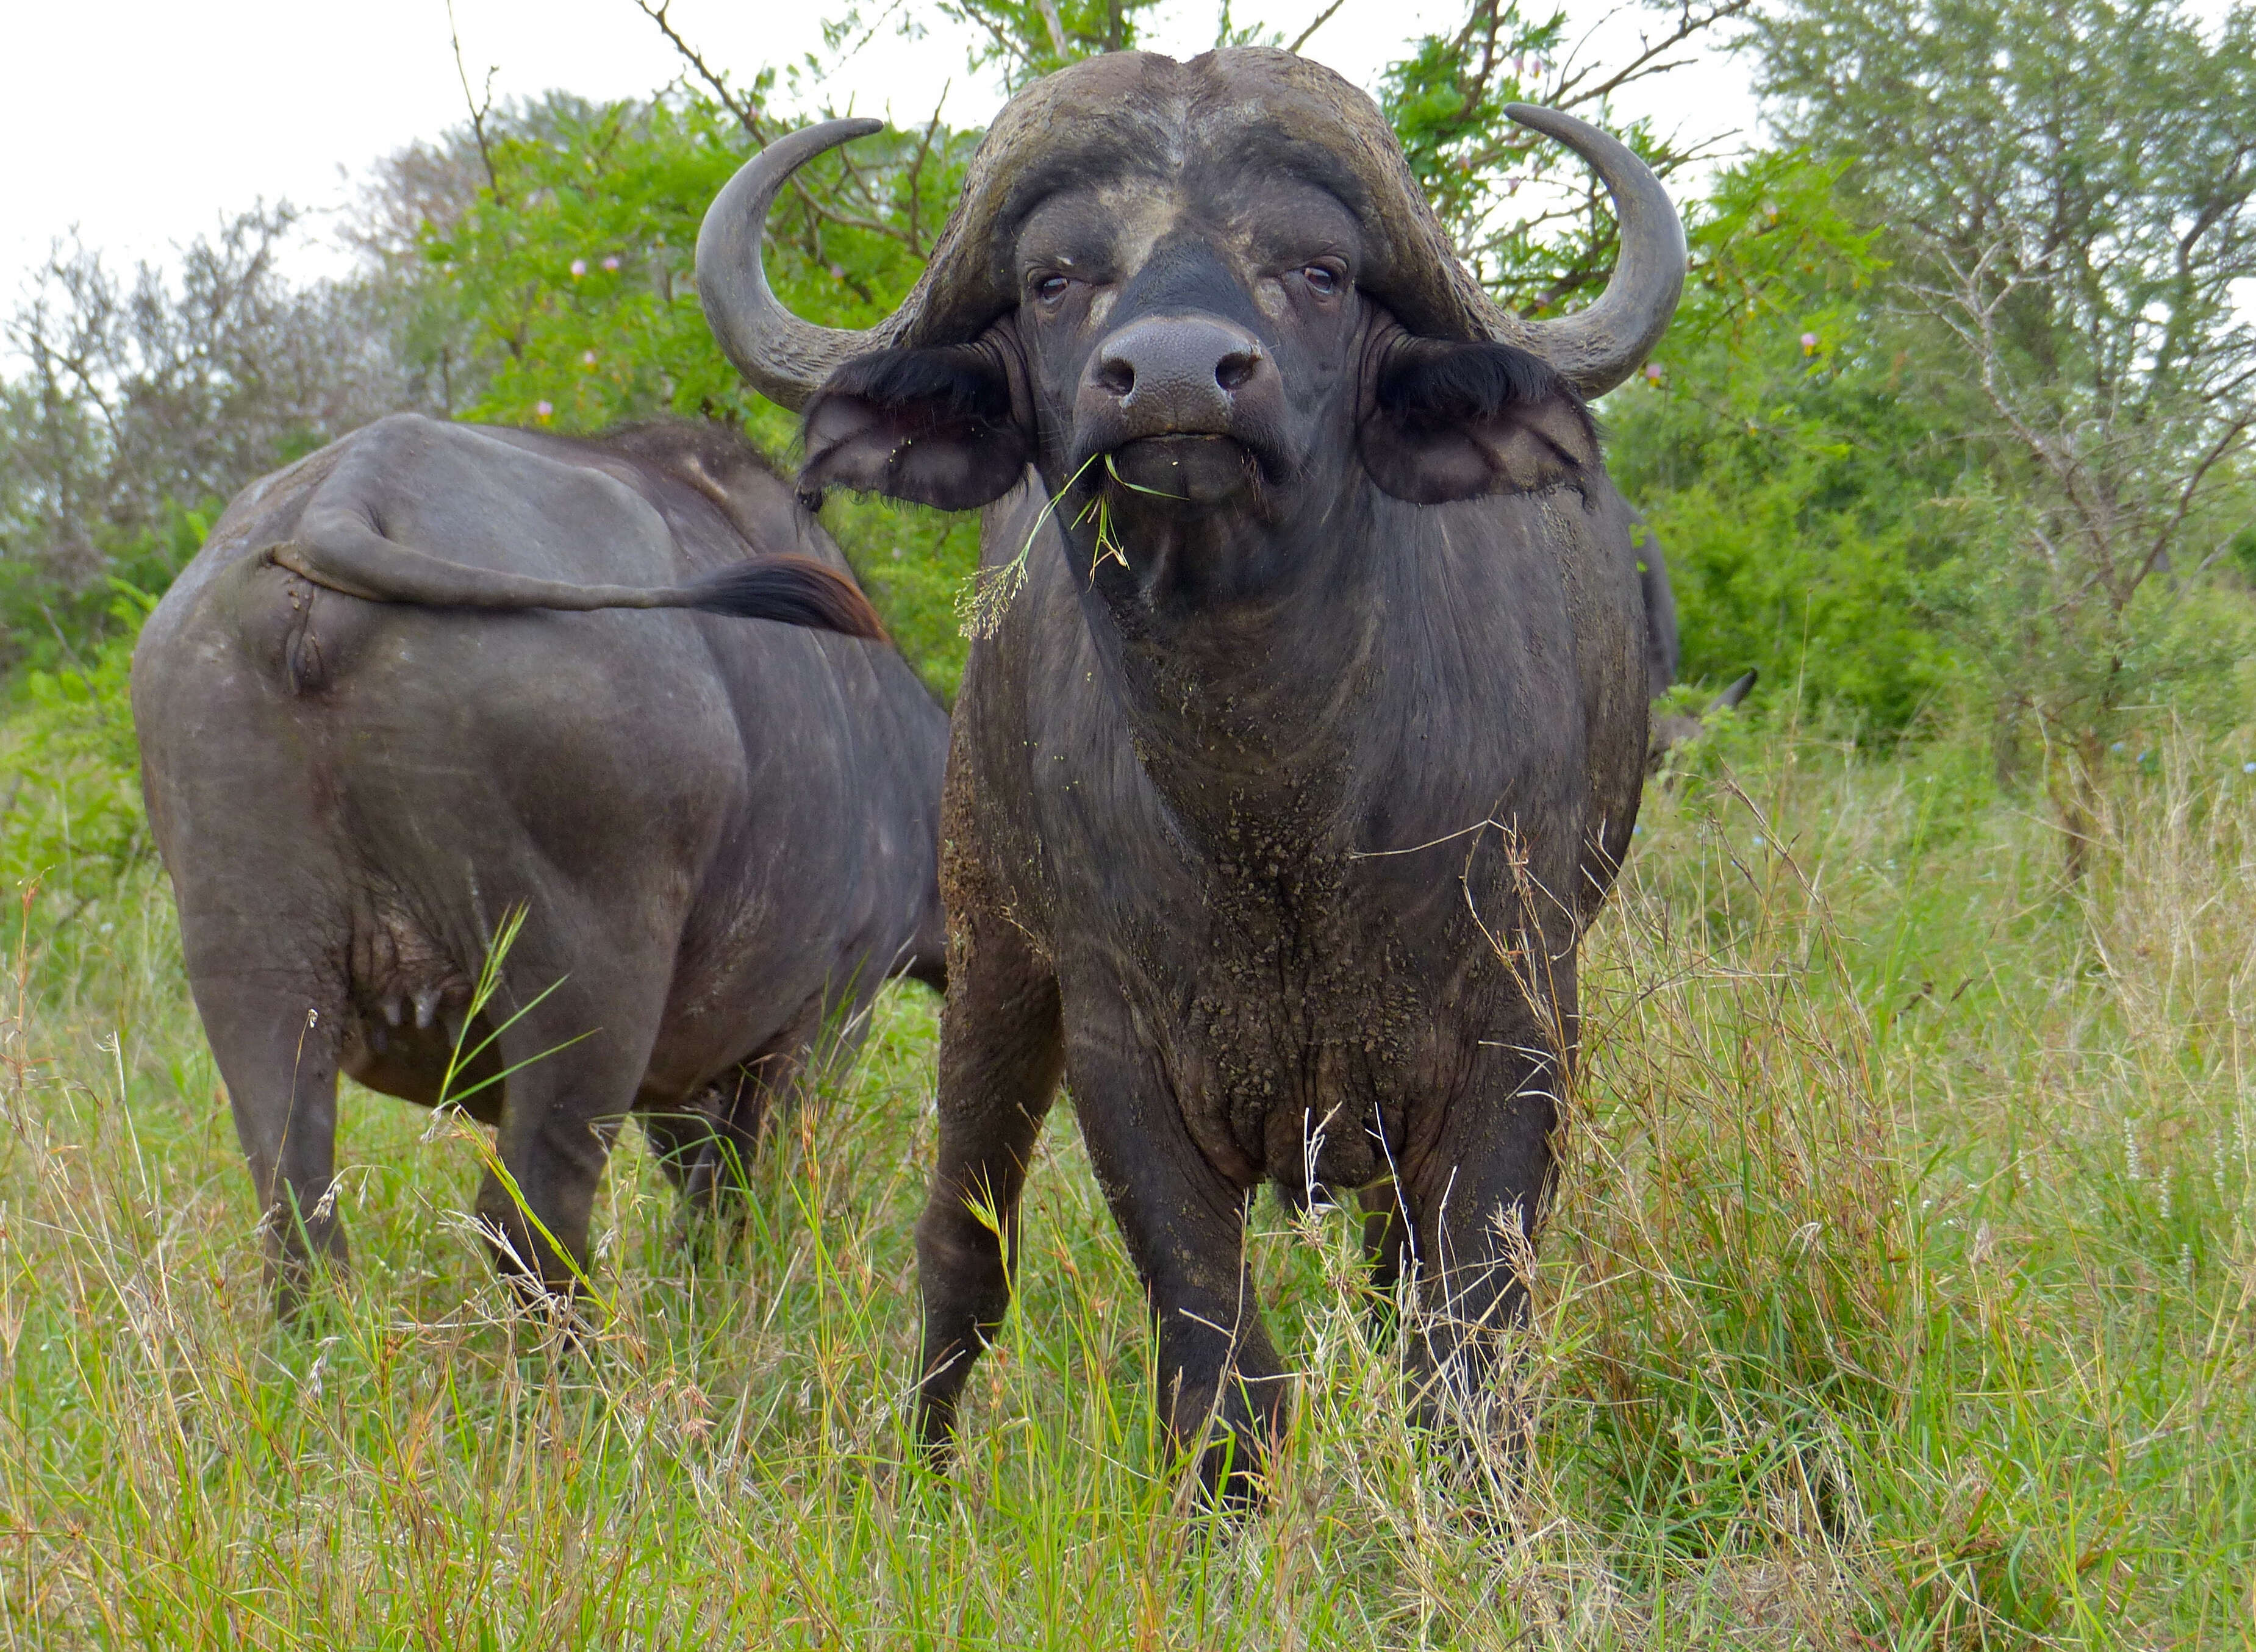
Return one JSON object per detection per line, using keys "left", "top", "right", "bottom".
{"left": 696, "top": 118, "right": 899, "bottom": 412}
{"left": 1501, "top": 104, "right": 1687, "bottom": 399}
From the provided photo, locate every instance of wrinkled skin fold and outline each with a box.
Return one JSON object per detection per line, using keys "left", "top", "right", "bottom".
{"left": 699, "top": 47, "right": 1680, "bottom": 1504}
{"left": 134, "top": 416, "right": 948, "bottom": 1315}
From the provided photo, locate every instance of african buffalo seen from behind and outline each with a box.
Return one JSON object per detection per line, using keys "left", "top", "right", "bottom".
{"left": 134, "top": 415, "right": 948, "bottom": 1314}
{"left": 696, "top": 48, "right": 1685, "bottom": 1500}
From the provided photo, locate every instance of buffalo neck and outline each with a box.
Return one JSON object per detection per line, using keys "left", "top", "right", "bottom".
{"left": 1059, "top": 465, "right": 1390, "bottom": 852}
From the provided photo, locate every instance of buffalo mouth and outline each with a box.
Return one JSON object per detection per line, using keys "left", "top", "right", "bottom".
{"left": 1095, "top": 434, "right": 1264, "bottom": 506}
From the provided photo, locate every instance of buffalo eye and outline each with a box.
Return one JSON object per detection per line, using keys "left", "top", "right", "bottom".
{"left": 1303, "top": 265, "right": 1341, "bottom": 296}
{"left": 1034, "top": 274, "right": 1071, "bottom": 304}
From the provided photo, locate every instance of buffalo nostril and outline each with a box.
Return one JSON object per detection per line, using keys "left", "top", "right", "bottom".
{"left": 1215, "top": 350, "right": 1260, "bottom": 393}
{"left": 1095, "top": 357, "right": 1136, "bottom": 398}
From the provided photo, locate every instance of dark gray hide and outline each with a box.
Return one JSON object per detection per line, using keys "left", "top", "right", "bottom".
{"left": 133, "top": 414, "right": 948, "bottom": 1311}
{"left": 696, "top": 48, "right": 1685, "bottom": 1502}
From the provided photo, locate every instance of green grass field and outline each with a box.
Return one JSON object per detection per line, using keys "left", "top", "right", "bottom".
{"left": 1, "top": 717, "right": 2251, "bottom": 1648}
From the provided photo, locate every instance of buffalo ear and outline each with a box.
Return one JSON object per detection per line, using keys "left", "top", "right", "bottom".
{"left": 1359, "top": 340, "right": 1600, "bottom": 504}
{"left": 800, "top": 345, "right": 1030, "bottom": 511}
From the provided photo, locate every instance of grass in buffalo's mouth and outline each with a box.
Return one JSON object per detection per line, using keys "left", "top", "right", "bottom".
{"left": 956, "top": 452, "right": 1109, "bottom": 640}
{"left": 2, "top": 718, "right": 2254, "bottom": 1647}
{"left": 954, "top": 451, "right": 1200, "bottom": 638}
{"left": 1074, "top": 454, "right": 1188, "bottom": 576}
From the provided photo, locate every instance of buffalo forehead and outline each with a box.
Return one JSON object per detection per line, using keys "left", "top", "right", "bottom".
{"left": 1015, "top": 170, "right": 1361, "bottom": 332}
{"left": 906, "top": 46, "right": 1478, "bottom": 349}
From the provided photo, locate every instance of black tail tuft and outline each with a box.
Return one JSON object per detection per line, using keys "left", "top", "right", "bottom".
{"left": 685, "top": 556, "right": 887, "bottom": 640}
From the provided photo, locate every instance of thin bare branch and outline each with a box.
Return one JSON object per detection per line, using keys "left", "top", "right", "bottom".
{"left": 629, "top": 0, "right": 768, "bottom": 136}
{"left": 1289, "top": 0, "right": 1351, "bottom": 54}
{"left": 446, "top": 0, "right": 507, "bottom": 206}
{"left": 1034, "top": 0, "right": 1072, "bottom": 60}
{"left": 1549, "top": 0, "right": 1758, "bottom": 114}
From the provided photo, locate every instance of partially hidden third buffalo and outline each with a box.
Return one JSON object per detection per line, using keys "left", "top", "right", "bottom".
{"left": 692, "top": 49, "right": 1685, "bottom": 1498}
{"left": 134, "top": 415, "right": 949, "bottom": 1312}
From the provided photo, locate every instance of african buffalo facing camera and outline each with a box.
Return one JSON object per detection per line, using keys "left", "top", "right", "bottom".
{"left": 697, "top": 48, "right": 1684, "bottom": 1501}
{"left": 134, "top": 415, "right": 948, "bottom": 1314}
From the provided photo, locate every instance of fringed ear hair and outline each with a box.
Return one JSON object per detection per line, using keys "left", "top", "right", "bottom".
{"left": 1361, "top": 340, "right": 1600, "bottom": 504}
{"left": 800, "top": 346, "right": 1030, "bottom": 512}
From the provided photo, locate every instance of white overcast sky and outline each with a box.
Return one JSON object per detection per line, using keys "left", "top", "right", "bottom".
{"left": 1, "top": 0, "right": 1762, "bottom": 302}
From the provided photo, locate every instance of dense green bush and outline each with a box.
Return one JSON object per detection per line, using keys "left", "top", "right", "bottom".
{"left": 1600, "top": 153, "right": 1961, "bottom": 726}
{"left": 0, "top": 583, "right": 157, "bottom": 920}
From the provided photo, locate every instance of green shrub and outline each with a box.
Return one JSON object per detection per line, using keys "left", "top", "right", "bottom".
{"left": 0, "top": 582, "right": 157, "bottom": 922}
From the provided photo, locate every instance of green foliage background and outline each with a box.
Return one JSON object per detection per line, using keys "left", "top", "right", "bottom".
{"left": 9, "top": 0, "right": 2250, "bottom": 745}
{"left": 2, "top": 0, "right": 2252, "bottom": 894}
{"left": 1603, "top": 153, "right": 1963, "bottom": 726}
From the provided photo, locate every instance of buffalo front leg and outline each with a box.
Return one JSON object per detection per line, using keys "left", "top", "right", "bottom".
{"left": 642, "top": 1048, "right": 800, "bottom": 1226}
{"left": 659, "top": 978, "right": 878, "bottom": 1221}
{"left": 912, "top": 914, "right": 1064, "bottom": 1462}
{"left": 1396, "top": 1049, "right": 1562, "bottom": 1466}
{"left": 1064, "top": 1016, "right": 1287, "bottom": 1507}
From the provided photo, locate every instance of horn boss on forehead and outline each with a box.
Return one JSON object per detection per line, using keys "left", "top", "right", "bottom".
{"left": 696, "top": 49, "right": 1685, "bottom": 409}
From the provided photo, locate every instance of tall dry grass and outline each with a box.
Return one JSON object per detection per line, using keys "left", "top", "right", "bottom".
{"left": 0, "top": 718, "right": 2250, "bottom": 1647}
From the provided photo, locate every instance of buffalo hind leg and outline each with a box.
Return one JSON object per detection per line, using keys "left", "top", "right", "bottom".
{"left": 474, "top": 957, "right": 665, "bottom": 1310}
{"left": 193, "top": 970, "right": 348, "bottom": 1321}
{"left": 912, "top": 914, "right": 1064, "bottom": 1463}
{"left": 1358, "top": 1180, "right": 1409, "bottom": 1340}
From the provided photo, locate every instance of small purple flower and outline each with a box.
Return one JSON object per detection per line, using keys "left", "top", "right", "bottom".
{"left": 581, "top": 350, "right": 598, "bottom": 367}
{"left": 1800, "top": 331, "right": 1820, "bottom": 351}
{"left": 534, "top": 399, "right": 554, "bottom": 419}
{"left": 569, "top": 259, "right": 587, "bottom": 279}
{"left": 601, "top": 255, "right": 620, "bottom": 273}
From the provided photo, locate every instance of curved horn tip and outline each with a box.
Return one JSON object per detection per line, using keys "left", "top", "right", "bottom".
{"left": 1506, "top": 101, "right": 1597, "bottom": 136}
{"left": 1494, "top": 102, "right": 1687, "bottom": 398}
{"left": 695, "top": 116, "right": 895, "bottom": 413}
{"left": 808, "top": 116, "right": 887, "bottom": 145}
